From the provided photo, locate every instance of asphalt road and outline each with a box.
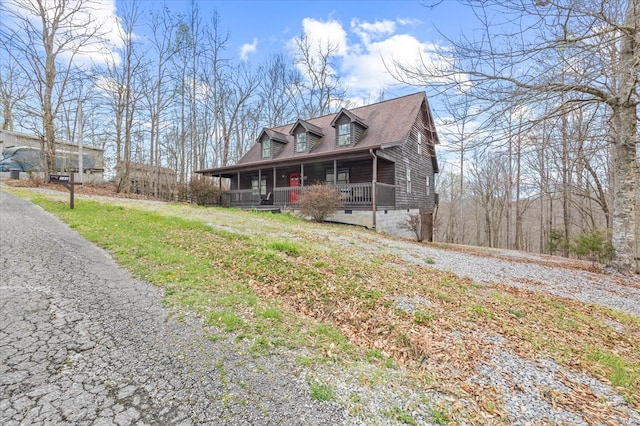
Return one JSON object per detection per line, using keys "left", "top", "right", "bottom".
{"left": 0, "top": 190, "right": 344, "bottom": 425}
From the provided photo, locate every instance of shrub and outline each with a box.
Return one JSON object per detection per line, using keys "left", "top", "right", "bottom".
{"left": 27, "top": 173, "right": 45, "bottom": 187}
{"left": 547, "top": 229, "right": 567, "bottom": 255}
{"left": 404, "top": 213, "right": 423, "bottom": 241}
{"left": 188, "top": 177, "right": 223, "bottom": 206}
{"left": 298, "top": 184, "right": 342, "bottom": 222}
{"left": 570, "top": 229, "right": 615, "bottom": 265}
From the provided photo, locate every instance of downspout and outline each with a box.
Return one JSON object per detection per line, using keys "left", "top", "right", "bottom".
{"left": 370, "top": 148, "right": 377, "bottom": 229}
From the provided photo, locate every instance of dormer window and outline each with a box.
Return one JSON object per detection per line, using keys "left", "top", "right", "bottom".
{"left": 295, "top": 132, "right": 307, "bottom": 152}
{"left": 338, "top": 123, "right": 350, "bottom": 146}
{"left": 330, "top": 108, "right": 367, "bottom": 146}
{"left": 262, "top": 140, "right": 271, "bottom": 158}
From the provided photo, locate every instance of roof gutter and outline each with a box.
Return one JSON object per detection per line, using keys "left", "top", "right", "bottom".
{"left": 196, "top": 144, "right": 387, "bottom": 175}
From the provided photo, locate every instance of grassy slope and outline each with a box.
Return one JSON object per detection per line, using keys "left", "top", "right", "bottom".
{"left": 13, "top": 189, "right": 640, "bottom": 423}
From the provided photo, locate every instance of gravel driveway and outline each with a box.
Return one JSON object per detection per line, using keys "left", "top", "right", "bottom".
{"left": 2, "top": 187, "right": 639, "bottom": 425}
{"left": 357, "top": 237, "right": 640, "bottom": 318}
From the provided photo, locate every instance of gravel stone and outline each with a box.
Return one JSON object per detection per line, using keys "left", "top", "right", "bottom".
{"left": 2, "top": 188, "right": 639, "bottom": 425}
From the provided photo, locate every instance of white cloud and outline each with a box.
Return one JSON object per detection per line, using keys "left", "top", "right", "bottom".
{"left": 350, "top": 18, "right": 395, "bottom": 45}
{"left": 342, "top": 33, "right": 440, "bottom": 97}
{"left": 287, "top": 15, "right": 455, "bottom": 102}
{"left": 298, "top": 17, "right": 348, "bottom": 57}
{"left": 240, "top": 38, "right": 258, "bottom": 61}
{"left": 2, "top": 0, "right": 124, "bottom": 68}
{"left": 397, "top": 17, "right": 422, "bottom": 26}
{"left": 287, "top": 18, "right": 348, "bottom": 89}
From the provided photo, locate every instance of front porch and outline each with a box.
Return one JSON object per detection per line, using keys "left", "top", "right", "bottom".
{"left": 226, "top": 182, "right": 396, "bottom": 210}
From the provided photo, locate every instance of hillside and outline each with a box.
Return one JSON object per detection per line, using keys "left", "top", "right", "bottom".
{"left": 6, "top": 183, "right": 640, "bottom": 425}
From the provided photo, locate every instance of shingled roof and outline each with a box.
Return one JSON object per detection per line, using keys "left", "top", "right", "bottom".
{"left": 197, "top": 91, "right": 436, "bottom": 175}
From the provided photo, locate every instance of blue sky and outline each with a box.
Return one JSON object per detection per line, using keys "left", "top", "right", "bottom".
{"left": 2, "top": 0, "right": 478, "bottom": 159}
{"left": 121, "top": 0, "right": 476, "bottom": 103}
{"left": 3, "top": 0, "right": 477, "bottom": 116}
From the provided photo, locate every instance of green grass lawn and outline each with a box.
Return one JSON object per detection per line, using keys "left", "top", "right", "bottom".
{"left": 11, "top": 188, "right": 640, "bottom": 422}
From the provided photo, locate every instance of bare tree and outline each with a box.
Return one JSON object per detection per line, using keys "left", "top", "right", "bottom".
{"left": 393, "top": 0, "right": 639, "bottom": 274}
{"left": 468, "top": 151, "right": 510, "bottom": 248}
{"left": 258, "top": 53, "right": 300, "bottom": 127}
{"left": 0, "top": 61, "right": 28, "bottom": 131}
{"left": 439, "top": 92, "right": 480, "bottom": 243}
{"left": 145, "top": 6, "right": 178, "bottom": 170}
{"left": 0, "top": 0, "right": 107, "bottom": 175}
{"left": 186, "top": 0, "right": 205, "bottom": 181}
{"left": 103, "top": 1, "right": 146, "bottom": 193}
{"left": 216, "top": 64, "right": 259, "bottom": 167}
{"left": 172, "top": 19, "right": 191, "bottom": 184}
{"left": 292, "top": 33, "right": 347, "bottom": 118}
{"left": 201, "top": 9, "right": 229, "bottom": 170}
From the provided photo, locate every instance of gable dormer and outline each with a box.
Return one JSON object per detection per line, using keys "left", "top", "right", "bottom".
{"left": 330, "top": 108, "right": 368, "bottom": 147}
{"left": 289, "top": 119, "right": 324, "bottom": 154}
{"left": 257, "top": 128, "right": 288, "bottom": 159}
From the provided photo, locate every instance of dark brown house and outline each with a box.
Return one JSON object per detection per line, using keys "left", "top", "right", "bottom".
{"left": 197, "top": 92, "right": 439, "bottom": 240}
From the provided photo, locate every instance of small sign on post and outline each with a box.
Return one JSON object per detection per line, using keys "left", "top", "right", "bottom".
{"left": 49, "top": 172, "right": 82, "bottom": 209}
{"left": 49, "top": 174, "right": 70, "bottom": 183}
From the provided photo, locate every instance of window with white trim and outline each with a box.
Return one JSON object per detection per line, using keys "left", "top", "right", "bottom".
{"left": 338, "top": 123, "right": 351, "bottom": 146}
{"left": 417, "top": 131, "right": 423, "bottom": 155}
{"left": 326, "top": 168, "right": 349, "bottom": 184}
{"left": 262, "top": 140, "right": 271, "bottom": 158}
{"left": 406, "top": 168, "right": 412, "bottom": 193}
{"left": 251, "top": 176, "right": 267, "bottom": 196}
{"left": 295, "top": 132, "right": 307, "bottom": 152}
{"left": 426, "top": 175, "right": 431, "bottom": 195}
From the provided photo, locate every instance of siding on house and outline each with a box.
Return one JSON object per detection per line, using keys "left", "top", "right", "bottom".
{"left": 196, "top": 92, "right": 440, "bottom": 240}
{"left": 381, "top": 114, "right": 436, "bottom": 212}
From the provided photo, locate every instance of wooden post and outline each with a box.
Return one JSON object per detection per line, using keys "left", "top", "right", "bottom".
{"left": 370, "top": 149, "right": 377, "bottom": 229}
{"left": 49, "top": 172, "right": 82, "bottom": 209}
{"left": 69, "top": 172, "right": 75, "bottom": 209}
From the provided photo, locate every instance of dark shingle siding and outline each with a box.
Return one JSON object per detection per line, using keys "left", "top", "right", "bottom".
{"left": 380, "top": 112, "right": 436, "bottom": 212}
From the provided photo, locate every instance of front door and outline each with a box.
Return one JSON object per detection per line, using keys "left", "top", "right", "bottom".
{"left": 289, "top": 172, "right": 300, "bottom": 203}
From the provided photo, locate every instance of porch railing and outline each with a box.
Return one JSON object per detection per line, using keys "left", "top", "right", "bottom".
{"left": 376, "top": 182, "right": 395, "bottom": 207}
{"left": 225, "top": 182, "right": 395, "bottom": 209}
{"left": 229, "top": 189, "right": 261, "bottom": 206}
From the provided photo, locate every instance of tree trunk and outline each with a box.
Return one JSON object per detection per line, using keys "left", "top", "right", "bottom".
{"left": 43, "top": 24, "right": 56, "bottom": 175}
{"left": 609, "top": 0, "right": 639, "bottom": 274}
{"left": 610, "top": 105, "right": 638, "bottom": 274}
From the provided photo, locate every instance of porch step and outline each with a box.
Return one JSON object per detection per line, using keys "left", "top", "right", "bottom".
{"left": 242, "top": 206, "right": 281, "bottom": 213}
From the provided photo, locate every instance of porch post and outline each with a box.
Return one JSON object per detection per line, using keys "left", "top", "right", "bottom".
{"left": 333, "top": 160, "right": 337, "bottom": 184}
{"left": 237, "top": 171, "right": 241, "bottom": 203}
{"left": 273, "top": 167, "right": 277, "bottom": 205}
{"left": 258, "top": 169, "right": 262, "bottom": 196}
{"left": 301, "top": 163, "right": 304, "bottom": 187}
{"left": 371, "top": 149, "right": 377, "bottom": 228}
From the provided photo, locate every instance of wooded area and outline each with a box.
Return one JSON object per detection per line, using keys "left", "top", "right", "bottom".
{"left": 0, "top": 0, "right": 637, "bottom": 274}
{"left": 392, "top": 0, "right": 639, "bottom": 275}
{"left": 0, "top": 0, "right": 347, "bottom": 188}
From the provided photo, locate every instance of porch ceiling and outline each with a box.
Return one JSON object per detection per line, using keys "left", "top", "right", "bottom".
{"left": 197, "top": 146, "right": 388, "bottom": 177}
